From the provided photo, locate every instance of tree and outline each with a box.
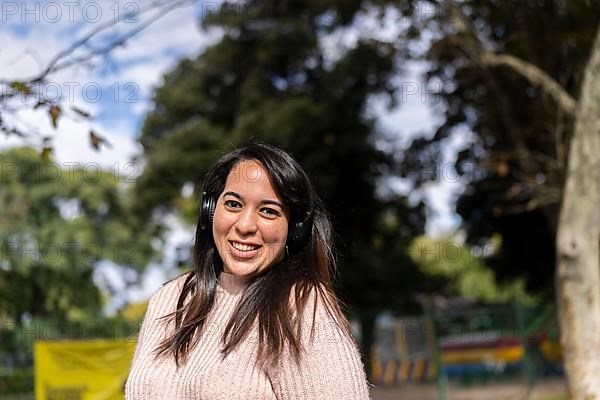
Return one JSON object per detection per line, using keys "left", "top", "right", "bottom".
{"left": 555, "top": 25, "right": 600, "bottom": 400}
{"left": 0, "top": 147, "right": 154, "bottom": 324}
{"left": 399, "top": 1, "right": 600, "bottom": 397}
{"left": 409, "top": 234, "right": 534, "bottom": 304}
{"left": 133, "top": 0, "right": 433, "bottom": 372}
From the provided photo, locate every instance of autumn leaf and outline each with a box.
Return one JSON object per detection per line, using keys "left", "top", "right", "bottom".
{"left": 49, "top": 105, "right": 61, "bottom": 128}
{"left": 89, "top": 130, "right": 112, "bottom": 151}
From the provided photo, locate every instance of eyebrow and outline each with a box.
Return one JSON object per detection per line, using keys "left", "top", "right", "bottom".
{"left": 223, "top": 191, "right": 284, "bottom": 209}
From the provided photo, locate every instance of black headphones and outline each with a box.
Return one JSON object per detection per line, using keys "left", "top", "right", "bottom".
{"left": 199, "top": 190, "right": 313, "bottom": 253}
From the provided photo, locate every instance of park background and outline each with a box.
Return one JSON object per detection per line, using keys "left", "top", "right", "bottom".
{"left": 1, "top": 0, "right": 600, "bottom": 399}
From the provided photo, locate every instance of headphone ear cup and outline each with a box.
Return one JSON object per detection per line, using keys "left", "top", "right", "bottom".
{"left": 288, "top": 212, "right": 313, "bottom": 253}
{"left": 200, "top": 191, "right": 216, "bottom": 231}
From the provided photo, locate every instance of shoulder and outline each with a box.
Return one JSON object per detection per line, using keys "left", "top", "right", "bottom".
{"left": 291, "top": 283, "right": 351, "bottom": 342}
{"left": 269, "top": 282, "right": 370, "bottom": 399}
{"left": 292, "top": 283, "right": 340, "bottom": 318}
{"left": 159, "top": 271, "right": 190, "bottom": 294}
{"left": 161, "top": 271, "right": 190, "bottom": 291}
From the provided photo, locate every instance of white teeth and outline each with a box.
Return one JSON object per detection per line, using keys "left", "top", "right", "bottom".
{"left": 231, "top": 241, "right": 260, "bottom": 251}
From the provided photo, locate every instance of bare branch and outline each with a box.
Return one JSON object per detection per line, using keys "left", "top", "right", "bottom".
{"left": 30, "top": 0, "right": 200, "bottom": 82}
{"left": 447, "top": 1, "right": 577, "bottom": 117}
{"left": 49, "top": 9, "right": 173, "bottom": 74}
{"left": 495, "top": 193, "right": 561, "bottom": 215}
{"left": 480, "top": 53, "right": 577, "bottom": 117}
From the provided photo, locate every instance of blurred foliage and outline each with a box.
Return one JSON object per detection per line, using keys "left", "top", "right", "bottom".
{"left": 0, "top": 368, "right": 33, "bottom": 395}
{"left": 119, "top": 301, "right": 149, "bottom": 322}
{"left": 399, "top": 0, "right": 600, "bottom": 295}
{"left": 0, "top": 147, "right": 155, "bottom": 325}
{"left": 410, "top": 235, "right": 536, "bottom": 304}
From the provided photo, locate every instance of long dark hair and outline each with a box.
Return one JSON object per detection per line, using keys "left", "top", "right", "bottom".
{"left": 155, "top": 142, "right": 354, "bottom": 371}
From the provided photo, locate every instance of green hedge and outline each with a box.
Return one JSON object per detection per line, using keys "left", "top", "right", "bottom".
{"left": 0, "top": 368, "right": 34, "bottom": 394}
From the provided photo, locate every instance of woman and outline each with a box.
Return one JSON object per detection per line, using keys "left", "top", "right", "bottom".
{"left": 126, "top": 143, "right": 371, "bottom": 399}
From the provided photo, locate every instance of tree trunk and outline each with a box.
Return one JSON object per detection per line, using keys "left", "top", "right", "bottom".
{"left": 555, "top": 27, "right": 600, "bottom": 400}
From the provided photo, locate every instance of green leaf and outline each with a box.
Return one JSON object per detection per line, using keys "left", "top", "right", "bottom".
{"left": 9, "top": 81, "right": 32, "bottom": 95}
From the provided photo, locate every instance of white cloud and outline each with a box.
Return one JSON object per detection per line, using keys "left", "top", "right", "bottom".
{"left": 0, "top": 106, "right": 142, "bottom": 167}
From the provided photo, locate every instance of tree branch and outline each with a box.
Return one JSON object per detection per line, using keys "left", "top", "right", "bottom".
{"left": 480, "top": 53, "right": 577, "bottom": 117}
{"left": 447, "top": 1, "right": 577, "bottom": 117}
{"left": 29, "top": 0, "right": 199, "bottom": 82}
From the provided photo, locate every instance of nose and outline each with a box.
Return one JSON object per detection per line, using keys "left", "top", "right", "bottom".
{"left": 235, "top": 208, "right": 258, "bottom": 236}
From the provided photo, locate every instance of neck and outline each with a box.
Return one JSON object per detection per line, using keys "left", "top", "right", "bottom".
{"left": 218, "top": 270, "right": 249, "bottom": 294}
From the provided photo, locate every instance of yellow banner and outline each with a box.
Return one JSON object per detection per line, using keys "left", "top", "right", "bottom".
{"left": 35, "top": 340, "right": 135, "bottom": 400}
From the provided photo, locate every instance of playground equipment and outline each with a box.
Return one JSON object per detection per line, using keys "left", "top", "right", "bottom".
{"left": 371, "top": 303, "right": 562, "bottom": 397}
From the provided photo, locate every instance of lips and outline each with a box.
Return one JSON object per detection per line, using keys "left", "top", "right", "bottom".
{"left": 228, "top": 240, "right": 262, "bottom": 259}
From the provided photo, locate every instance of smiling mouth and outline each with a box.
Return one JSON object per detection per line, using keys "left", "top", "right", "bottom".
{"left": 229, "top": 241, "right": 262, "bottom": 252}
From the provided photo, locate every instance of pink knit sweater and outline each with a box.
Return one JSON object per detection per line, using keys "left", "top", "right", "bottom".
{"left": 125, "top": 271, "right": 372, "bottom": 399}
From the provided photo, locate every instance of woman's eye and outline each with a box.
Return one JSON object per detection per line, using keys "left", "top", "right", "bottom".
{"left": 224, "top": 200, "right": 241, "bottom": 208}
{"left": 260, "top": 207, "right": 280, "bottom": 217}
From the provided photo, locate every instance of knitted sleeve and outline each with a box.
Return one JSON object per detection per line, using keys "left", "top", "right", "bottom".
{"left": 268, "top": 288, "right": 372, "bottom": 400}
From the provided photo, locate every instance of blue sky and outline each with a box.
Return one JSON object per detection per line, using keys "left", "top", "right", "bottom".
{"left": 1, "top": 1, "right": 467, "bottom": 306}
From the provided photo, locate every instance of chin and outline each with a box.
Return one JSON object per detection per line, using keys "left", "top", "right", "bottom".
{"left": 225, "top": 262, "right": 262, "bottom": 276}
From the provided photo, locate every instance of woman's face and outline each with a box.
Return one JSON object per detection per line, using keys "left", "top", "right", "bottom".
{"left": 212, "top": 160, "right": 290, "bottom": 277}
